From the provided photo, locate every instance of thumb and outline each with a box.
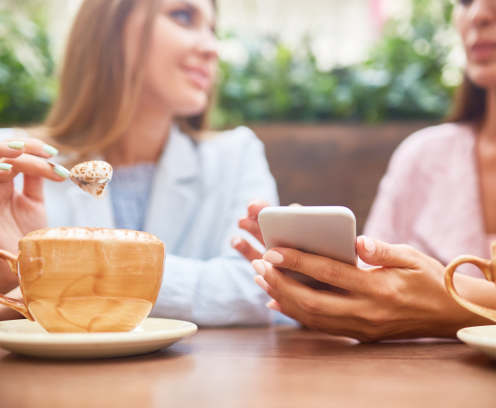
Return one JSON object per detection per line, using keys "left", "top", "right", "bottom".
{"left": 247, "top": 199, "right": 270, "bottom": 220}
{"left": 357, "top": 236, "right": 418, "bottom": 269}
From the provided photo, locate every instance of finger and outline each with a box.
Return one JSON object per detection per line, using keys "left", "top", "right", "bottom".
{"left": 0, "top": 141, "right": 27, "bottom": 158}
{"left": 275, "top": 296, "right": 370, "bottom": 341}
{"left": 0, "top": 163, "right": 13, "bottom": 180}
{"left": 247, "top": 199, "right": 270, "bottom": 220}
{"left": 232, "top": 236, "right": 263, "bottom": 262}
{"left": 254, "top": 275, "right": 270, "bottom": 292}
{"left": 266, "top": 299, "right": 282, "bottom": 312}
{"left": 23, "top": 174, "right": 45, "bottom": 202}
{"left": 253, "top": 274, "right": 282, "bottom": 303}
{"left": 238, "top": 217, "right": 265, "bottom": 245}
{"left": 357, "top": 236, "right": 420, "bottom": 269}
{"left": 3, "top": 138, "right": 59, "bottom": 158}
{"left": 1, "top": 154, "right": 69, "bottom": 182}
{"left": 262, "top": 247, "right": 375, "bottom": 294}
{"left": 253, "top": 259, "right": 358, "bottom": 318}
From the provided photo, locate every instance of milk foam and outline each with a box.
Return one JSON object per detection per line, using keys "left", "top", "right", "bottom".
{"left": 25, "top": 227, "right": 162, "bottom": 242}
{"left": 70, "top": 161, "right": 113, "bottom": 200}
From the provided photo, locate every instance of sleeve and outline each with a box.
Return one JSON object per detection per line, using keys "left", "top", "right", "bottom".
{"left": 363, "top": 133, "right": 431, "bottom": 246}
{"left": 149, "top": 128, "right": 279, "bottom": 326}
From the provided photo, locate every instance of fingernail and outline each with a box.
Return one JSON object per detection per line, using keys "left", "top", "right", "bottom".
{"left": 264, "top": 250, "right": 283, "bottom": 264}
{"left": 362, "top": 235, "right": 376, "bottom": 254}
{"left": 266, "top": 300, "right": 282, "bottom": 312}
{"left": 231, "top": 236, "right": 242, "bottom": 247}
{"left": 7, "top": 141, "right": 26, "bottom": 150}
{"left": 252, "top": 260, "right": 266, "bottom": 276}
{"left": 0, "top": 163, "right": 13, "bottom": 171}
{"left": 254, "top": 275, "right": 269, "bottom": 291}
{"left": 247, "top": 199, "right": 259, "bottom": 208}
{"left": 54, "top": 165, "right": 70, "bottom": 179}
{"left": 43, "top": 144, "right": 59, "bottom": 157}
{"left": 247, "top": 199, "right": 260, "bottom": 219}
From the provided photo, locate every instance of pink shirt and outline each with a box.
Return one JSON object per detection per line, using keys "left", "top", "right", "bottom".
{"left": 363, "top": 123, "right": 495, "bottom": 278}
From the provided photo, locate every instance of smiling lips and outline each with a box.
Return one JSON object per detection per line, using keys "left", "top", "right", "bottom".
{"left": 183, "top": 66, "right": 212, "bottom": 91}
{"left": 471, "top": 40, "right": 496, "bottom": 61}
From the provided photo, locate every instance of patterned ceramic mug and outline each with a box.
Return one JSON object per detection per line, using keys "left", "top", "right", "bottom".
{"left": 445, "top": 242, "right": 496, "bottom": 322}
{"left": 0, "top": 227, "right": 165, "bottom": 333}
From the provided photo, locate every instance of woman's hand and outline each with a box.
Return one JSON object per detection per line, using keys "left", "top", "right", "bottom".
{"left": 232, "top": 199, "right": 270, "bottom": 262}
{"left": 232, "top": 199, "right": 302, "bottom": 261}
{"left": 251, "top": 236, "right": 495, "bottom": 342}
{"left": 0, "top": 139, "right": 69, "bottom": 294}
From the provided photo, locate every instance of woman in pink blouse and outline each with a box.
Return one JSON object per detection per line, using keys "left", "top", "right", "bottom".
{"left": 364, "top": 122, "right": 492, "bottom": 279}
{"left": 365, "top": 0, "right": 496, "bottom": 278}
{"left": 234, "top": 0, "right": 496, "bottom": 341}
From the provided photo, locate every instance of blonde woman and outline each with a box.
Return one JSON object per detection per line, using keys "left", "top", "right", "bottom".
{"left": 0, "top": 0, "right": 278, "bottom": 325}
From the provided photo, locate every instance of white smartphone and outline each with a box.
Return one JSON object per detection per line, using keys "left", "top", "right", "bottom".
{"left": 258, "top": 206, "right": 357, "bottom": 290}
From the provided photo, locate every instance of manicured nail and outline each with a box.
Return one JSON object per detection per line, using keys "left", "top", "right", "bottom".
{"left": 266, "top": 300, "right": 282, "bottom": 312}
{"left": 247, "top": 199, "right": 259, "bottom": 208}
{"left": 247, "top": 199, "right": 260, "bottom": 219}
{"left": 43, "top": 144, "right": 59, "bottom": 157}
{"left": 54, "top": 165, "right": 70, "bottom": 179}
{"left": 254, "top": 275, "right": 269, "bottom": 291}
{"left": 362, "top": 235, "right": 376, "bottom": 254}
{"left": 252, "top": 260, "right": 266, "bottom": 276}
{"left": 264, "top": 250, "right": 283, "bottom": 264}
{"left": 7, "top": 141, "right": 26, "bottom": 150}
{"left": 0, "top": 163, "right": 13, "bottom": 171}
{"left": 231, "top": 236, "right": 242, "bottom": 247}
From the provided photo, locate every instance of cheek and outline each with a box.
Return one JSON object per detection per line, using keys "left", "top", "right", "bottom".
{"left": 145, "top": 22, "right": 184, "bottom": 89}
{"left": 454, "top": 7, "right": 467, "bottom": 43}
{"left": 454, "top": 10, "right": 471, "bottom": 59}
{"left": 142, "top": 21, "right": 210, "bottom": 115}
{"left": 453, "top": 7, "right": 496, "bottom": 89}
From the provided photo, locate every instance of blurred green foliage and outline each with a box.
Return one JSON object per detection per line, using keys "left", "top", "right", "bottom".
{"left": 0, "top": 0, "right": 55, "bottom": 126}
{"left": 0, "top": 0, "right": 460, "bottom": 127}
{"left": 213, "top": 0, "right": 460, "bottom": 127}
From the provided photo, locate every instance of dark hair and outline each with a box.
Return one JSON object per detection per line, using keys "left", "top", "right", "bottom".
{"left": 447, "top": 74, "right": 486, "bottom": 124}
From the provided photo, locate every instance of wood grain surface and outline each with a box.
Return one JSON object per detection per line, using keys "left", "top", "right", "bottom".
{"left": 0, "top": 326, "right": 495, "bottom": 408}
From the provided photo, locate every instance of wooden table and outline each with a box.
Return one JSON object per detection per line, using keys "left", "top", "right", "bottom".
{"left": 0, "top": 326, "right": 495, "bottom": 408}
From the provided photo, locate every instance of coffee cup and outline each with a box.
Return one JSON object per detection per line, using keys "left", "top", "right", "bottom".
{"left": 0, "top": 227, "right": 165, "bottom": 333}
{"left": 445, "top": 242, "right": 496, "bottom": 321}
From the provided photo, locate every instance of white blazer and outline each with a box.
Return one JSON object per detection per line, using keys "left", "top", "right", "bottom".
{"left": 0, "top": 126, "right": 279, "bottom": 326}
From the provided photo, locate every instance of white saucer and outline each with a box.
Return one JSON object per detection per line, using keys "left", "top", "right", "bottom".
{"left": 457, "top": 325, "right": 496, "bottom": 359}
{"left": 0, "top": 318, "right": 197, "bottom": 359}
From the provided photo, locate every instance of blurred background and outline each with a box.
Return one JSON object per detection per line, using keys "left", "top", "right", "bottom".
{"left": 0, "top": 0, "right": 462, "bottom": 232}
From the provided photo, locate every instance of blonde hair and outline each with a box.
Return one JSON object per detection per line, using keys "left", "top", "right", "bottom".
{"left": 31, "top": 0, "right": 213, "bottom": 158}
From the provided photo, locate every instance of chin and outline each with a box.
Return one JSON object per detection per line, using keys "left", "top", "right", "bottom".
{"left": 467, "top": 65, "right": 496, "bottom": 89}
{"left": 175, "top": 94, "right": 209, "bottom": 117}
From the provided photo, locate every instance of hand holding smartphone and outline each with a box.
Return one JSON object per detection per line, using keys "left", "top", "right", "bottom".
{"left": 258, "top": 206, "right": 357, "bottom": 291}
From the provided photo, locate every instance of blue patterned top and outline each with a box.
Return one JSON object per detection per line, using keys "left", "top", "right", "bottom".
{"left": 110, "top": 163, "right": 156, "bottom": 231}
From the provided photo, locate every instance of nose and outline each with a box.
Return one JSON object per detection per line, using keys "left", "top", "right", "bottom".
{"left": 470, "top": 0, "right": 496, "bottom": 28}
{"left": 198, "top": 29, "right": 218, "bottom": 61}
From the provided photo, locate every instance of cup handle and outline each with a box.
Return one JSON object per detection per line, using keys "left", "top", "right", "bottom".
{"left": 0, "top": 250, "right": 34, "bottom": 320}
{"left": 445, "top": 254, "right": 496, "bottom": 322}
